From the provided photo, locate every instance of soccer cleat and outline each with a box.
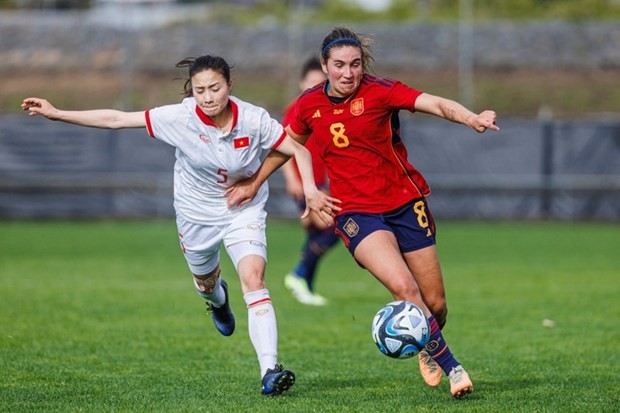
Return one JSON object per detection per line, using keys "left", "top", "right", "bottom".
{"left": 284, "top": 273, "right": 327, "bottom": 306}
{"left": 261, "top": 364, "right": 296, "bottom": 396}
{"left": 311, "top": 292, "right": 328, "bottom": 306}
{"left": 418, "top": 350, "right": 442, "bottom": 387}
{"left": 206, "top": 279, "right": 235, "bottom": 336}
{"left": 448, "top": 365, "right": 473, "bottom": 399}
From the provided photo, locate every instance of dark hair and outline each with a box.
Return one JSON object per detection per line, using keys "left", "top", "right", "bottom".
{"left": 300, "top": 57, "right": 322, "bottom": 79}
{"left": 320, "top": 26, "right": 374, "bottom": 73}
{"left": 175, "top": 55, "right": 233, "bottom": 97}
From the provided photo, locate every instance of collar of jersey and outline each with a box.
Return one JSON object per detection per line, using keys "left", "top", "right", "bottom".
{"left": 194, "top": 98, "right": 238, "bottom": 131}
{"left": 323, "top": 80, "right": 358, "bottom": 104}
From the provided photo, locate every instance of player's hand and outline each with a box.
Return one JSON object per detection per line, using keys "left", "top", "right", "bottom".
{"left": 470, "top": 110, "right": 499, "bottom": 133}
{"left": 302, "top": 189, "right": 341, "bottom": 227}
{"left": 21, "top": 97, "right": 59, "bottom": 119}
{"left": 225, "top": 177, "right": 260, "bottom": 208}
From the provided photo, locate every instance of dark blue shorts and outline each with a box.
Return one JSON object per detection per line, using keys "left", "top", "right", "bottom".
{"left": 335, "top": 198, "right": 436, "bottom": 256}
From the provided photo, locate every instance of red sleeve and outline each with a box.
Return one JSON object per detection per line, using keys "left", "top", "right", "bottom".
{"left": 386, "top": 81, "right": 424, "bottom": 112}
{"left": 270, "top": 130, "right": 288, "bottom": 150}
{"left": 145, "top": 110, "right": 155, "bottom": 138}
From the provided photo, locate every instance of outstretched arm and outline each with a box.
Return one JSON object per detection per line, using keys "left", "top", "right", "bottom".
{"left": 21, "top": 97, "right": 146, "bottom": 129}
{"left": 414, "top": 93, "right": 499, "bottom": 133}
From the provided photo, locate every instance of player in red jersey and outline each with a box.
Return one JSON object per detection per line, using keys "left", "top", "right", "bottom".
{"left": 281, "top": 57, "right": 340, "bottom": 306}
{"left": 226, "top": 27, "right": 498, "bottom": 399}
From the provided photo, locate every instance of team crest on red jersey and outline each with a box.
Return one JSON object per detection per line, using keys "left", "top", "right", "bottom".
{"left": 343, "top": 218, "right": 359, "bottom": 237}
{"left": 350, "top": 98, "right": 364, "bottom": 116}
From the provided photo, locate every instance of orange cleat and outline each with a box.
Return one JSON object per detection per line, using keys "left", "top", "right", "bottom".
{"left": 418, "top": 350, "right": 442, "bottom": 387}
{"left": 448, "top": 365, "right": 474, "bottom": 399}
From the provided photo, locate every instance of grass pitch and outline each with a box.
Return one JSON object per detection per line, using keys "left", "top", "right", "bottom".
{"left": 0, "top": 219, "right": 618, "bottom": 412}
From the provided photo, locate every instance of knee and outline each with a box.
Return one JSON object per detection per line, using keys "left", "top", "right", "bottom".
{"left": 308, "top": 230, "right": 339, "bottom": 257}
{"left": 193, "top": 267, "right": 221, "bottom": 294}
{"left": 242, "top": 276, "right": 266, "bottom": 292}
{"left": 239, "top": 267, "right": 266, "bottom": 292}
{"left": 390, "top": 279, "right": 422, "bottom": 302}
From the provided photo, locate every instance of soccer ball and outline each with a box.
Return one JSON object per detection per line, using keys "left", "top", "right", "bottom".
{"left": 371, "top": 300, "right": 430, "bottom": 359}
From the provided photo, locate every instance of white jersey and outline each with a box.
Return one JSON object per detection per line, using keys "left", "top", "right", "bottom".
{"left": 145, "top": 96, "right": 286, "bottom": 225}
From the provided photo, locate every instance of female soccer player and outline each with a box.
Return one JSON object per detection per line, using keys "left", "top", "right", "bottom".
{"left": 21, "top": 54, "right": 338, "bottom": 396}
{"left": 226, "top": 27, "right": 499, "bottom": 399}
{"left": 281, "top": 57, "right": 339, "bottom": 306}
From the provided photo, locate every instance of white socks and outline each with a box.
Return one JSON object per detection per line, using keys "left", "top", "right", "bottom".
{"left": 244, "top": 289, "right": 278, "bottom": 377}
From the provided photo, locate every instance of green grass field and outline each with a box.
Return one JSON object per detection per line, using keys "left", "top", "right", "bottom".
{"left": 1, "top": 219, "right": 618, "bottom": 412}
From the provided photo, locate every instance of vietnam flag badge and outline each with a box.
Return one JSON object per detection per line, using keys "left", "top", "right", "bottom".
{"left": 233, "top": 136, "right": 250, "bottom": 149}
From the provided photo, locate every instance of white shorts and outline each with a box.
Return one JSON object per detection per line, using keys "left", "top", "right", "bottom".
{"left": 176, "top": 206, "right": 268, "bottom": 275}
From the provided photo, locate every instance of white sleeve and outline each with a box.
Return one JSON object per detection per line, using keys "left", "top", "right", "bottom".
{"left": 257, "top": 108, "right": 286, "bottom": 150}
{"left": 145, "top": 103, "right": 186, "bottom": 147}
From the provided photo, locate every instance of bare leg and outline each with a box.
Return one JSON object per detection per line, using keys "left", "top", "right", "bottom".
{"left": 353, "top": 230, "right": 431, "bottom": 316}
{"left": 403, "top": 246, "right": 448, "bottom": 328}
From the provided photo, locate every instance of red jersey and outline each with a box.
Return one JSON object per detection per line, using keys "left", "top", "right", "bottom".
{"left": 282, "top": 97, "right": 328, "bottom": 187}
{"left": 288, "top": 74, "right": 430, "bottom": 214}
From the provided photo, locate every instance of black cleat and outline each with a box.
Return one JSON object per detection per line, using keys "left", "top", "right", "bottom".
{"left": 261, "top": 364, "right": 295, "bottom": 396}
{"left": 206, "top": 279, "right": 235, "bottom": 336}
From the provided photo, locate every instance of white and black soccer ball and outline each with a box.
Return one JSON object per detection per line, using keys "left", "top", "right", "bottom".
{"left": 371, "top": 300, "right": 430, "bottom": 359}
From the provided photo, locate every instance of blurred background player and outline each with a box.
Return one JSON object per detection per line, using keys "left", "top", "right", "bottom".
{"left": 281, "top": 57, "right": 340, "bottom": 306}
{"left": 21, "top": 54, "right": 338, "bottom": 396}
{"left": 226, "top": 27, "right": 499, "bottom": 399}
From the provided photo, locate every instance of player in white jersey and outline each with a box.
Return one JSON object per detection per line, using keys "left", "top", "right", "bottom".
{"left": 22, "top": 54, "right": 341, "bottom": 396}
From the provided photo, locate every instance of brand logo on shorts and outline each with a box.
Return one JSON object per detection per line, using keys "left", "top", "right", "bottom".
{"left": 343, "top": 218, "right": 359, "bottom": 237}
{"left": 350, "top": 98, "right": 364, "bottom": 116}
